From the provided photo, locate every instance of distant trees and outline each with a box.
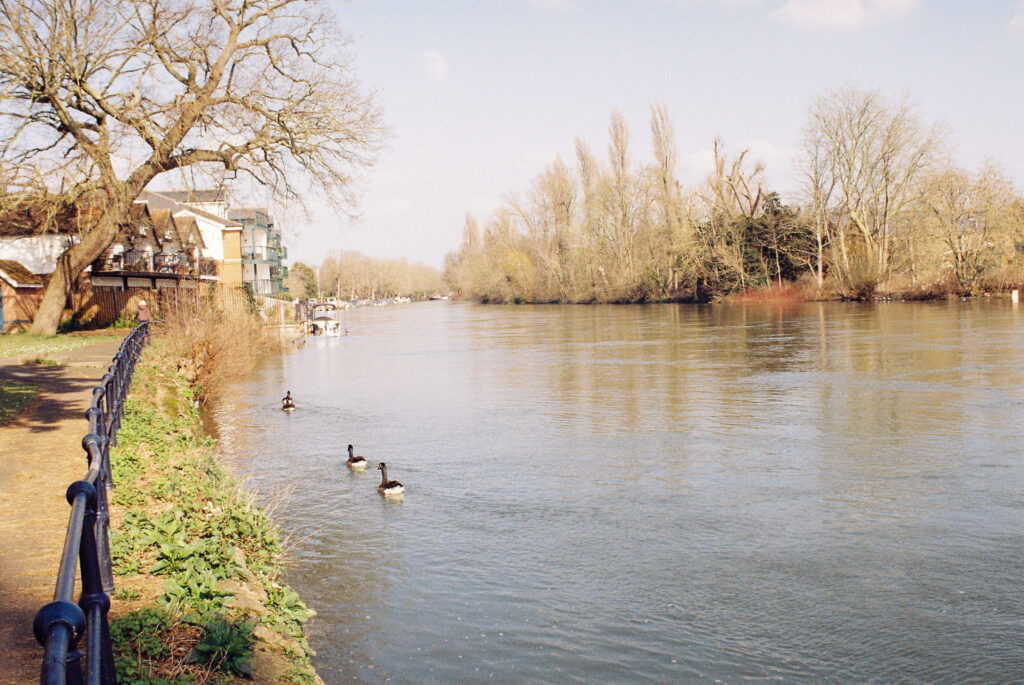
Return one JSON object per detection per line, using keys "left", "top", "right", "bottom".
{"left": 447, "top": 90, "right": 1023, "bottom": 304}
{"left": 288, "top": 263, "right": 318, "bottom": 300}
{"left": 918, "top": 163, "right": 1024, "bottom": 293}
{"left": 445, "top": 108, "right": 807, "bottom": 303}
{"left": 292, "top": 252, "right": 441, "bottom": 301}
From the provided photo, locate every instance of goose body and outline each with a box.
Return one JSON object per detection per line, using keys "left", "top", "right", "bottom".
{"left": 377, "top": 462, "right": 404, "bottom": 497}
{"left": 346, "top": 444, "right": 367, "bottom": 470}
{"left": 281, "top": 391, "right": 296, "bottom": 412}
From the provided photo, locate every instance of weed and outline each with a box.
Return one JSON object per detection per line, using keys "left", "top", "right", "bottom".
{"left": 23, "top": 357, "right": 59, "bottom": 366}
{"left": 114, "top": 587, "right": 142, "bottom": 600}
{"left": 0, "top": 381, "right": 37, "bottom": 425}
{"left": 109, "top": 608, "right": 173, "bottom": 681}
{"left": 188, "top": 618, "right": 256, "bottom": 677}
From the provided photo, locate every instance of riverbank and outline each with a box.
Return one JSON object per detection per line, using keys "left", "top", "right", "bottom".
{"left": 105, "top": 342, "right": 321, "bottom": 682}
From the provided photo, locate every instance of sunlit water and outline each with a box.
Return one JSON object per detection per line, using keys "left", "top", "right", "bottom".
{"left": 210, "top": 301, "right": 1024, "bottom": 683}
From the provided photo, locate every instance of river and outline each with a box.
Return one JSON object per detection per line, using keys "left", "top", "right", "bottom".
{"left": 210, "top": 300, "right": 1024, "bottom": 683}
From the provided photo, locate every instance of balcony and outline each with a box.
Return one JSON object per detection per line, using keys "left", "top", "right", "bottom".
{"left": 242, "top": 248, "right": 271, "bottom": 262}
{"left": 251, "top": 279, "right": 275, "bottom": 295}
{"left": 198, "top": 258, "right": 218, "bottom": 277}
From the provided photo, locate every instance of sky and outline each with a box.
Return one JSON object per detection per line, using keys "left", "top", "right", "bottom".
{"left": 285, "top": 0, "right": 1024, "bottom": 269}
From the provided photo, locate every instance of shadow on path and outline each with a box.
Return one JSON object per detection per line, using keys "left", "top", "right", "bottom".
{"left": 0, "top": 337, "right": 126, "bottom": 683}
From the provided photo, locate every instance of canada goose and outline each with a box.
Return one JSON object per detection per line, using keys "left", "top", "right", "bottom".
{"left": 377, "top": 462, "right": 404, "bottom": 497}
{"left": 346, "top": 444, "right": 367, "bottom": 470}
{"left": 281, "top": 391, "right": 296, "bottom": 412}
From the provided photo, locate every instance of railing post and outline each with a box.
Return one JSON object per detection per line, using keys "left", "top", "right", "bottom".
{"left": 83, "top": 432, "right": 115, "bottom": 595}
{"left": 68, "top": 481, "right": 114, "bottom": 685}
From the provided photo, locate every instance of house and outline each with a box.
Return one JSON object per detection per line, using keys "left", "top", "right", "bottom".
{"left": 138, "top": 190, "right": 244, "bottom": 285}
{"left": 0, "top": 260, "right": 44, "bottom": 332}
{"left": 0, "top": 187, "right": 250, "bottom": 327}
{"left": 88, "top": 201, "right": 211, "bottom": 298}
{"left": 229, "top": 208, "right": 290, "bottom": 296}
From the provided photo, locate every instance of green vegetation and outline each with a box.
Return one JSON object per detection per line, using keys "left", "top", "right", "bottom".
{"left": 24, "top": 357, "right": 59, "bottom": 366}
{"left": 107, "top": 351, "right": 318, "bottom": 683}
{"left": 0, "top": 381, "right": 38, "bottom": 424}
{"left": 0, "top": 333, "right": 117, "bottom": 359}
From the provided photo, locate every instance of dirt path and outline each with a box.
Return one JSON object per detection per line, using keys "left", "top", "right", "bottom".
{"left": 0, "top": 338, "right": 124, "bottom": 684}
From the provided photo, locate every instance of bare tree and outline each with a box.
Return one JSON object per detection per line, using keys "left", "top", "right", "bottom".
{"left": 805, "top": 86, "right": 942, "bottom": 295}
{"left": 920, "top": 162, "right": 1020, "bottom": 292}
{"left": 696, "top": 138, "right": 767, "bottom": 290}
{"left": 0, "top": 0, "right": 383, "bottom": 333}
{"left": 604, "top": 109, "right": 638, "bottom": 293}
{"left": 648, "top": 102, "right": 690, "bottom": 295}
{"left": 797, "top": 123, "right": 838, "bottom": 289}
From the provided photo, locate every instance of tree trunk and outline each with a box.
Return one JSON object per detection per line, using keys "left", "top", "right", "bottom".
{"left": 29, "top": 207, "right": 123, "bottom": 335}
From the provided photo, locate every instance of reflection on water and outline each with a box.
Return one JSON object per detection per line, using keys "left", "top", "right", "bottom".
{"left": 212, "top": 300, "right": 1024, "bottom": 683}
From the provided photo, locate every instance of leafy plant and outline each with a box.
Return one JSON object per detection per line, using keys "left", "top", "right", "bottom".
{"left": 114, "top": 587, "right": 141, "bottom": 600}
{"left": 158, "top": 568, "right": 234, "bottom": 617}
{"left": 188, "top": 618, "right": 256, "bottom": 677}
{"left": 110, "top": 608, "right": 173, "bottom": 681}
{"left": 110, "top": 509, "right": 155, "bottom": 575}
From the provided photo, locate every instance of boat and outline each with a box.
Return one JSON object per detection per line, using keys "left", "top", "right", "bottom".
{"left": 308, "top": 315, "right": 341, "bottom": 337}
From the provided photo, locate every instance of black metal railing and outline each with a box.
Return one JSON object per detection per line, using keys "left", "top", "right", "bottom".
{"left": 33, "top": 322, "right": 150, "bottom": 685}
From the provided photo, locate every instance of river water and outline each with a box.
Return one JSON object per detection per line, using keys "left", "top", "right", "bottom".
{"left": 211, "top": 300, "right": 1024, "bottom": 683}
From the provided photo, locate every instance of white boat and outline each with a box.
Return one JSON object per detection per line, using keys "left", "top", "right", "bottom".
{"left": 309, "top": 315, "right": 341, "bottom": 337}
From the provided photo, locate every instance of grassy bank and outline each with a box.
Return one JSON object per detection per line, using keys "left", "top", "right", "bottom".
{"left": 105, "top": 298, "right": 318, "bottom": 682}
{"left": 0, "top": 332, "right": 120, "bottom": 359}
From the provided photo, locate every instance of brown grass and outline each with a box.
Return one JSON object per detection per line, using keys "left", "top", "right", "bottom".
{"left": 151, "top": 287, "right": 270, "bottom": 401}
{"left": 728, "top": 282, "right": 811, "bottom": 304}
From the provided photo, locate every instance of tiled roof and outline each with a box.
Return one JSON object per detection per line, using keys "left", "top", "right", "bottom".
{"left": 172, "top": 214, "right": 206, "bottom": 249}
{"left": 228, "top": 208, "right": 270, "bottom": 221}
{"left": 156, "top": 189, "right": 227, "bottom": 203}
{"left": 0, "top": 259, "right": 44, "bottom": 287}
{"left": 138, "top": 191, "right": 242, "bottom": 228}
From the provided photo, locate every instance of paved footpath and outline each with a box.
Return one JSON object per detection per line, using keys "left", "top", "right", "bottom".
{"left": 0, "top": 337, "right": 125, "bottom": 684}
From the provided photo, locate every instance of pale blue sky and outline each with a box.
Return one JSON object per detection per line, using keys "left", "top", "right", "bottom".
{"left": 288, "top": 0, "right": 1024, "bottom": 268}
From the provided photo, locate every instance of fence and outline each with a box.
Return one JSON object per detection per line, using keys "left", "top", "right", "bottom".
{"left": 33, "top": 323, "right": 150, "bottom": 685}
{"left": 74, "top": 284, "right": 202, "bottom": 328}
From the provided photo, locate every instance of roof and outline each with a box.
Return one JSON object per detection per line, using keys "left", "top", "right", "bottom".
{"left": 156, "top": 189, "right": 227, "bottom": 204}
{"left": 0, "top": 259, "right": 44, "bottom": 288}
{"left": 228, "top": 208, "right": 271, "bottom": 221}
{"left": 172, "top": 214, "right": 206, "bottom": 249}
{"left": 137, "top": 191, "right": 242, "bottom": 229}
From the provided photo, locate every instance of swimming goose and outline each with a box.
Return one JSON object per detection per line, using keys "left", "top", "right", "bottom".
{"left": 281, "top": 391, "right": 296, "bottom": 412}
{"left": 377, "top": 462, "right": 404, "bottom": 497}
{"left": 346, "top": 444, "right": 368, "bottom": 470}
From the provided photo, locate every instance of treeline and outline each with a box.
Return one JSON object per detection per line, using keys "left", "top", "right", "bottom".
{"left": 444, "top": 86, "right": 1024, "bottom": 303}
{"left": 288, "top": 250, "right": 442, "bottom": 300}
